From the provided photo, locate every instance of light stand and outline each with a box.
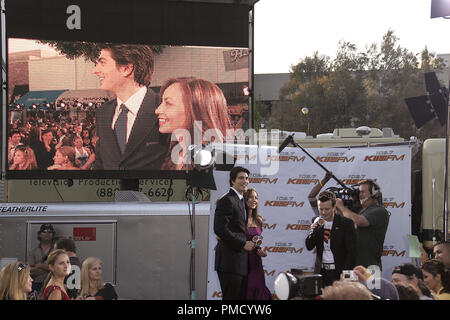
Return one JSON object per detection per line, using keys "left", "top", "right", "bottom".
{"left": 185, "top": 145, "right": 216, "bottom": 300}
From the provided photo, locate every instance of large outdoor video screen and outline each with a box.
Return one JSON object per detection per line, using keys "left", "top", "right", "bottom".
{"left": 6, "top": 39, "right": 249, "bottom": 179}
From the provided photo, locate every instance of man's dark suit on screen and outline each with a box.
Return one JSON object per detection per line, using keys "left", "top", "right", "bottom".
{"left": 94, "top": 88, "right": 168, "bottom": 170}
{"left": 214, "top": 189, "right": 249, "bottom": 300}
{"left": 305, "top": 213, "right": 357, "bottom": 285}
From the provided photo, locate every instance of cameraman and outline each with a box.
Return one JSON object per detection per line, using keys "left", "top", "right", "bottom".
{"left": 336, "top": 179, "right": 389, "bottom": 270}
{"left": 305, "top": 191, "right": 357, "bottom": 287}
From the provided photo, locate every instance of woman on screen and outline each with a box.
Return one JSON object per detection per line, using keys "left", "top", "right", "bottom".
{"left": 155, "top": 77, "right": 234, "bottom": 170}
{"left": 47, "top": 146, "right": 80, "bottom": 170}
{"left": 9, "top": 145, "right": 38, "bottom": 170}
{"left": 77, "top": 257, "right": 117, "bottom": 300}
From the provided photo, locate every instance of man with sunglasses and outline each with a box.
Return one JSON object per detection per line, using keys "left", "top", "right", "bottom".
{"left": 27, "top": 224, "right": 56, "bottom": 293}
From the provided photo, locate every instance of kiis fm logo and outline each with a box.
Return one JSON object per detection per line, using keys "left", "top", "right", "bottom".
{"left": 364, "top": 151, "right": 405, "bottom": 162}
{"left": 263, "top": 222, "right": 277, "bottom": 230}
{"left": 316, "top": 156, "right": 355, "bottom": 163}
{"left": 264, "top": 196, "right": 304, "bottom": 207}
{"left": 249, "top": 177, "right": 278, "bottom": 184}
{"left": 285, "top": 220, "right": 311, "bottom": 231}
{"left": 383, "top": 245, "right": 406, "bottom": 257}
{"left": 235, "top": 154, "right": 257, "bottom": 161}
{"left": 266, "top": 155, "right": 306, "bottom": 162}
{"left": 263, "top": 242, "right": 303, "bottom": 254}
{"left": 264, "top": 269, "right": 277, "bottom": 277}
{"left": 383, "top": 201, "right": 406, "bottom": 209}
{"left": 287, "top": 178, "right": 319, "bottom": 185}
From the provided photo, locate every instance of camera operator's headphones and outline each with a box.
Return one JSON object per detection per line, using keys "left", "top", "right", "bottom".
{"left": 364, "top": 179, "right": 382, "bottom": 203}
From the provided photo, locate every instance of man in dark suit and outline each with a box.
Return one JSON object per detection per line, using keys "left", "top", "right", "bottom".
{"left": 306, "top": 191, "right": 357, "bottom": 287}
{"left": 214, "top": 166, "right": 255, "bottom": 300}
{"left": 92, "top": 43, "right": 168, "bottom": 170}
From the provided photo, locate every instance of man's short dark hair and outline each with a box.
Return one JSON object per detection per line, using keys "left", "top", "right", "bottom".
{"left": 392, "top": 263, "right": 423, "bottom": 280}
{"left": 434, "top": 240, "right": 450, "bottom": 251}
{"left": 100, "top": 43, "right": 154, "bottom": 87}
{"left": 229, "top": 166, "right": 250, "bottom": 187}
{"left": 318, "top": 190, "right": 336, "bottom": 206}
{"left": 55, "top": 238, "right": 77, "bottom": 254}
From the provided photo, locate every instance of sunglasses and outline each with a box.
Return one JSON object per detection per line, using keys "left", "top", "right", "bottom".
{"left": 41, "top": 229, "right": 53, "bottom": 233}
{"left": 17, "top": 263, "right": 27, "bottom": 272}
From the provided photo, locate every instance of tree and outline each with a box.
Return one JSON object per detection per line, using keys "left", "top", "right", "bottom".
{"left": 276, "top": 30, "right": 445, "bottom": 140}
{"left": 37, "top": 40, "right": 165, "bottom": 62}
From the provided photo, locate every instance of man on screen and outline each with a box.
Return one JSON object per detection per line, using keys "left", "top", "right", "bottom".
{"left": 93, "top": 43, "right": 168, "bottom": 170}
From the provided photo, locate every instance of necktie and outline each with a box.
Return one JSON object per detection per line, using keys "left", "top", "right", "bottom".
{"left": 114, "top": 104, "right": 128, "bottom": 154}
{"left": 241, "top": 197, "right": 247, "bottom": 220}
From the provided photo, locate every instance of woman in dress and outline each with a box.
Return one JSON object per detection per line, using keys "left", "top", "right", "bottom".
{"left": 244, "top": 188, "right": 272, "bottom": 300}
{"left": 421, "top": 259, "right": 450, "bottom": 300}
{"left": 41, "top": 249, "right": 71, "bottom": 300}
{"left": 155, "top": 77, "right": 234, "bottom": 170}
{"left": 77, "top": 257, "right": 117, "bottom": 300}
{"left": 73, "top": 136, "right": 94, "bottom": 170}
{"left": 9, "top": 145, "right": 38, "bottom": 170}
{"left": 0, "top": 262, "right": 33, "bottom": 300}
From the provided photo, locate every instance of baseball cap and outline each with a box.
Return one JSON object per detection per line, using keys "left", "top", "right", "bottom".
{"left": 392, "top": 263, "right": 423, "bottom": 280}
{"left": 39, "top": 223, "right": 55, "bottom": 233}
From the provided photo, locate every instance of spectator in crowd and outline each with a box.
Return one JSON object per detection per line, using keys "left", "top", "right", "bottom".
{"left": 391, "top": 263, "right": 433, "bottom": 300}
{"left": 433, "top": 241, "right": 450, "bottom": 270}
{"left": 48, "top": 146, "right": 80, "bottom": 170}
{"left": 55, "top": 238, "right": 82, "bottom": 299}
{"left": 0, "top": 262, "right": 33, "bottom": 300}
{"left": 7, "top": 130, "right": 23, "bottom": 164}
{"left": 31, "top": 128, "right": 56, "bottom": 170}
{"left": 40, "top": 249, "right": 72, "bottom": 300}
{"left": 77, "top": 257, "right": 117, "bottom": 300}
{"left": 156, "top": 77, "right": 234, "bottom": 170}
{"left": 421, "top": 259, "right": 450, "bottom": 300}
{"left": 321, "top": 280, "right": 373, "bottom": 300}
{"left": 336, "top": 179, "right": 389, "bottom": 270}
{"left": 28, "top": 223, "right": 56, "bottom": 294}
{"left": 74, "top": 136, "right": 94, "bottom": 169}
{"left": 9, "top": 145, "right": 38, "bottom": 170}
{"left": 305, "top": 191, "right": 356, "bottom": 287}
{"left": 394, "top": 283, "right": 420, "bottom": 300}
{"left": 353, "top": 265, "right": 399, "bottom": 300}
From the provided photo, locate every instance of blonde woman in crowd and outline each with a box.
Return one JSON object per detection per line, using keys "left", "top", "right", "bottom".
{"left": 40, "top": 249, "right": 72, "bottom": 300}
{"left": 0, "top": 262, "right": 33, "bottom": 300}
{"left": 9, "top": 145, "right": 38, "bottom": 170}
{"left": 77, "top": 257, "right": 117, "bottom": 300}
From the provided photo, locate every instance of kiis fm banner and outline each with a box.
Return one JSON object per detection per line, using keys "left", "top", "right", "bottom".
{"left": 207, "top": 145, "right": 411, "bottom": 299}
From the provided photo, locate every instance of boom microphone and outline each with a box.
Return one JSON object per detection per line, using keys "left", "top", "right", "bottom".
{"left": 278, "top": 134, "right": 294, "bottom": 153}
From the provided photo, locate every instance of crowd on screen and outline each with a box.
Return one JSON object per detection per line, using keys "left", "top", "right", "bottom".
{"left": 7, "top": 107, "right": 98, "bottom": 171}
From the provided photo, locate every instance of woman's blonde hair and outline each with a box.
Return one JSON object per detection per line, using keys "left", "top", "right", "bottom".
{"left": 79, "top": 257, "right": 103, "bottom": 297}
{"left": 0, "top": 262, "right": 31, "bottom": 300}
{"left": 39, "top": 249, "right": 68, "bottom": 298}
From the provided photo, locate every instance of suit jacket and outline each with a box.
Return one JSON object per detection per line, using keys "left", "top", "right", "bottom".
{"left": 305, "top": 213, "right": 357, "bottom": 274}
{"left": 93, "top": 88, "right": 169, "bottom": 170}
{"left": 214, "top": 189, "right": 249, "bottom": 276}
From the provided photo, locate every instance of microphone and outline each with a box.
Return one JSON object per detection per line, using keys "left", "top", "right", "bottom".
{"left": 252, "top": 235, "right": 263, "bottom": 249}
{"left": 278, "top": 133, "right": 294, "bottom": 153}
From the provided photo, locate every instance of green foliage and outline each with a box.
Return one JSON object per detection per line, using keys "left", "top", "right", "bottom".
{"left": 37, "top": 40, "right": 165, "bottom": 62}
{"left": 274, "top": 29, "right": 446, "bottom": 140}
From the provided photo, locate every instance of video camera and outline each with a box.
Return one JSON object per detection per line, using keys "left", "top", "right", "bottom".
{"left": 326, "top": 186, "right": 361, "bottom": 212}
{"left": 274, "top": 269, "right": 323, "bottom": 300}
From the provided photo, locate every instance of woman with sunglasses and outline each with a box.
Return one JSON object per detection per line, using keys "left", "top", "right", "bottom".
{"left": 9, "top": 145, "right": 38, "bottom": 170}
{"left": 40, "top": 249, "right": 72, "bottom": 300}
{"left": 0, "top": 262, "right": 33, "bottom": 300}
{"left": 77, "top": 257, "right": 117, "bottom": 300}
